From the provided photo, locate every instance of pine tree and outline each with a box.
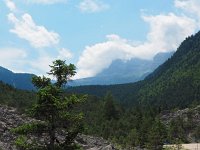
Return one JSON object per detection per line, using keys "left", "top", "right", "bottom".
{"left": 146, "top": 118, "right": 167, "bottom": 150}
{"left": 103, "top": 92, "right": 119, "bottom": 120}
{"left": 12, "top": 60, "right": 86, "bottom": 150}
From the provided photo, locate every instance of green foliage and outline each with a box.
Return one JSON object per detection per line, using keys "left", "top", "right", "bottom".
{"left": 15, "top": 135, "right": 31, "bottom": 150}
{"left": 168, "top": 117, "right": 187, "bottom": 143}
{"left": 48, "top": 60, "right": 76, "bottom": 88}
{"left": 66, "top": 31, "right": 200, "bottom": 148}
{"left": 3, "top": 31, "right": 200, "bottom": 149}
{"left": 13, "top": 60, "right": 86, "bottom": 150}
{"left": 11, "top": 122, "right": 47, "bottom": 135}
{"left": 0, "top": 81, "right": 36, "bottom": 112}
{"left": 68, "top": 32, "right": 200, "bottom": 110}
{"left": 103, "top": 92, "right": 119, "bottom": 120}
{"left": 146, "top": 118, "right": 167, "bottom": 150}
{"left": 32, "top": 76, "right": 51, "bottom": 89}
{"left": 193, "top": 125, "right": 200, "bottom": 141}
{"left": 80, "top": 95, "right": 168, "bottom": 149}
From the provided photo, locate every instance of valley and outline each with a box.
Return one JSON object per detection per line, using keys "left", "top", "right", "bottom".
{"left": 0, "top": 31, "right": 200, "bottom": 149}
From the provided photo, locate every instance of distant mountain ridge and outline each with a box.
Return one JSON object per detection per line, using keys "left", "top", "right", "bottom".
{"left": 0, "top": 66, "right": 35, "bottom": 90}
{"left": 68, "top": 31, "right": 200, "bottom": 109}
{"left": 0, "top": 52, "right": 173, "bottom": 90}
{"left": 70, "top": 51, "right": 174, "bottom": 86}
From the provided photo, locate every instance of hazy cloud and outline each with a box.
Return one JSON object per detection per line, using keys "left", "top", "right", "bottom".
{"left": 4, "top": 0, "right": 16, "bottom": 12}
{"left": 58, "top": 48, "right": 73, "bottom": 60}
{"left": 27, "top": 48, "right": 73, "bottom": 75}
{"left": 8, "top": 13, "right": 60, "bottom": 48}
{"left": 175, "top": 0, "right": 200, "bottom": 19}
{"left": 0, "top": 48, "right": 27, "bottom": 72}
{"left": 75, "top": 13, "right": 197, "bottom": 79}
{"left": 25, "top": 0, "right": 67, "bottom": 4}
{"left": 142, "top": 13, "right": 196, "bottom": 51}
{"left": 78, "top": 0, "right": 109, "bottom": 13}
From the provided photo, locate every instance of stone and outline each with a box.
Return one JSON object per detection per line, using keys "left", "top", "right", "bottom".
{"left": 0, "top": 104, "right": 117, "bottom": 150}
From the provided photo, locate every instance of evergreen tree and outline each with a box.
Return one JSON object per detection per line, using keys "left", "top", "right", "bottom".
{"left": 103, "top": 92, "right": 119, "bottom": 120}
{"left": 146, "top": 118, "right": 167, "bottom": 150}
{"left": 12, "top": 60, "right": 86, "bottom": 150}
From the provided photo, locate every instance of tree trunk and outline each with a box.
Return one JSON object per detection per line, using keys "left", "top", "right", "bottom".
{"left": 48, "top": 115, "right": 56, "bottom": 150}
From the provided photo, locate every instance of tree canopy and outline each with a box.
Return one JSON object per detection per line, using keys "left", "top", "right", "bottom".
{"left": 13, "top": 60, "right": 86, "bottom": 150}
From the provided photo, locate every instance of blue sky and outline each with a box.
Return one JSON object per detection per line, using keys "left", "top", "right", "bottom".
{"left": 0, "top": 0, "right": 199, "bottom": 79}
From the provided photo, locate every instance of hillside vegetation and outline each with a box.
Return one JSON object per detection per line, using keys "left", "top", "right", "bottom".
{"left": 1, "top": 31, "right": 200, "bottom": 149}
{"left": 0, "top": 66, "right": 35, "bottom": 90}
{"left": 0, "top": 81, "right": 36, "bottom": 111}
{"left": 68, "top": 31, "right": 200, "bottom": 110}
{"left": 66, "top": 31, "right": 200, "bottom": 149}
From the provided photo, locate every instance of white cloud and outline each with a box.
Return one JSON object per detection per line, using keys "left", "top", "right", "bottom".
{"left": 142, "top": 13, "right": 196, "bottom": 51}
{"left": 28, "top": 55, "right": 54, "bottom": 75}
{"left": 25, "top": 0, "right": 67, "bottom": 4}
{"left": 175, "top": 0, "right": 200, "bottom": 19}
{"left": 58, "top": 48, "right": 73, "bottom": 60}
{"left": 0, "top": 48, "right": 27, "bottom": 72}
{"left": 0, "top": 47, "right": 73, "bottom": 76}
{"left": 78, "top": 0, "right": 109, "bottom": 13}
{"left": 8, "top": 13, "right": 60, "bottom": 48}
{"left": 27, "top": 49, "right": 72, "bottom": 76}
{"left": 4, "top": 0, "right": 16, "bottom": 12}
{"left": 75, "top": 13, "right": 197, "bottom": 79}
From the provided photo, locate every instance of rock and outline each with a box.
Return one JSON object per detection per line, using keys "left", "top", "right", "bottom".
{"left": 0, "top": 104, "right": 117, "bottom": 150}
{"left": 161, "top": 105, "right": 200, "bottom": 143}
{"left": 101, "top": 144, "right": 114, "bottom": 150}
{"left": 76, "top": 134, "right": 116, "bottom": 150}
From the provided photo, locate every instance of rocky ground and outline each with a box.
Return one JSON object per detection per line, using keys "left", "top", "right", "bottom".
{"left": 161, "top": 105, "right": 200, "bottom": 143}
{"left": 161, "top": 105, "right": 200, "bottom": 125}
{"left": 0, "top": 105, "right": 116, "bottom": 150}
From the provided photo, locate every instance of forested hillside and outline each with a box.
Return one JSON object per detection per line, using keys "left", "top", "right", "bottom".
{"left": 0, "top": 66, "right": 35, "bottom": 90}
{"left": 63, "top": 31, "right": 200, "bottom": 149}
{"left": 1, "top": 31, "right": 200, "bottom": 149}
{"left": 138, "top": 33, "right": 200, "bottom": 109}
{"left": 0, "top": 81, "right": 36, "bottom": 111}
{"left": 68, "top": 31, "right": 200, "bottom": 110}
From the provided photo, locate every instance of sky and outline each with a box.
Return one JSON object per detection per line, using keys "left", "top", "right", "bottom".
{"left": 0, "top": 0, "right": 200, "bottom": 79}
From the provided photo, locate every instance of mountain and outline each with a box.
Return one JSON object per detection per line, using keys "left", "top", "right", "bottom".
{"left": 0, "top": 52, "right": 173, "bottom": 90}
{"left": 70, "top": 51, "right": 174, "bottom": 86}
{"left": 138, "top": 32, "right": 200, "bottom": 109}
{"left": 0, "top": 66, "right": 35, "bottom": 90}
{"left": 0, "top": 81, "right": 36, "bottom": 111}
{"left": 68, "top": 31, "right": 200, "bottom": 109}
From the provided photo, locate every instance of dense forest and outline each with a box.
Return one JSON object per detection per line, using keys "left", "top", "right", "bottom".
{"left": 1, "top": 31, "right": 200, "bottom": 149}
{"left": 68, "top": 31, "right": 200, "bottom": 148}
{"left": 0, "top": 81, "right": 36, "bottom": 111}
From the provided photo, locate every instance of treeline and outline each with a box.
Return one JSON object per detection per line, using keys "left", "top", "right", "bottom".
{"left": 68, "top": 31, "right": 200, "bottom": 110}
{"left": 0, "top": 79, "right": 199, "bottom": 149}
{"left": 1, "top": 31, "right": 200, "bottom": 149}
{"left": 0, "top": 81, "right": 36, "bottom": 112}
{"left": 78, "top": 93, "right": 199, "bottom": 149}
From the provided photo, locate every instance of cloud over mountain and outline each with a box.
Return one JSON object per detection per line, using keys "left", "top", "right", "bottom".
{"left": 75, "top": 12, "right": 196, "bottom": 79}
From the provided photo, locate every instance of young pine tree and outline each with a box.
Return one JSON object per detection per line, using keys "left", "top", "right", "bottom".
{"left": 12, "top": 60, "right": 86, "bottom": 150}
{"left": 103, "top": 92, "right": 119, "bottom": 120}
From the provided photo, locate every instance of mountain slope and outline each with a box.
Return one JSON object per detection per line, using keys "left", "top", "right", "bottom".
{"left": 138, "top": 33, "right": 200, "bottom": 109}
{"left": 0, "top": 66, "right": 35, "bottom": 90}
{"left": 0, "top": 81, "right": 36, "bottom": 111}
{"left": 71, "top": 52, "right": 173, "bottom": 86}
{"left": 68, "top": 31, "right": 200, "bottom": 109}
